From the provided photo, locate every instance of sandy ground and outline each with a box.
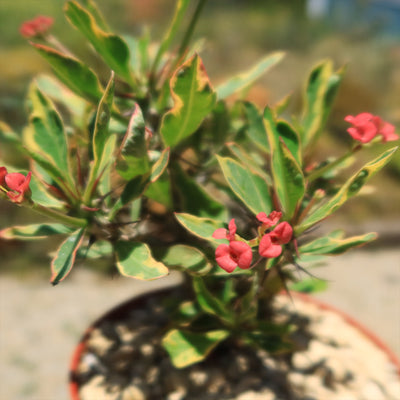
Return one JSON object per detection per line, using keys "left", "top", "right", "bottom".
{"left": 1, "top": 247, "right": 399, "bottom": 400}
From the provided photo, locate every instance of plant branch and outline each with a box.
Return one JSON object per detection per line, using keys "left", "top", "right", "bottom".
{"left": 31, "top": 203, "right": 87, "bottom": 228}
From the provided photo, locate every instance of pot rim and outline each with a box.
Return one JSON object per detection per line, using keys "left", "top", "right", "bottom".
{"left": 69, "top": 288, "right": 400, "bottom": 400}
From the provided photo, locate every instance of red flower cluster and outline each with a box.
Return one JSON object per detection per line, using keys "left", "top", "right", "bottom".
{"left": 213, "top": 219, "right": 252, "bottom": 273}
{"left": 212, "top": 212, "right": 293, "bottom": 273}
{"left": 0, "top": 167, "right": 32, "bottom": 204}
{"left": 345, "top": 113, "right": 398, "bottom": 144}
{"left": 20, "top": 16, "right": 54, "bottom": 38}
{"left": 257, "top": 211, "right": 292, "bottom": 258}
{"left": 215, "top": 241, "right": 253, "bottom": 273}
{"left": 256, "top": 210, "right": 282, "bottom": 228}
{"left": 212, "top": 218, "right": 237, "bottom": 241}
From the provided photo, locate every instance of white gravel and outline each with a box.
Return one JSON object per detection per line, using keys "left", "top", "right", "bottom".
{"left": 1, "top": 249, "right": 399, "bottom": 400}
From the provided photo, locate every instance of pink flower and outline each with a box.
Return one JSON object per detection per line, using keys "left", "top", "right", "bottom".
{"left": 345, "top": 113, "right": 398, "bottom": 143}
{"left": 212, "top": 218, "right": 237, "bottom": 241}
{"left": 259, "top": 234, "right": 283, "bottom": 258}
{"left": 20, "top": 16, "right": 53, "bottom": 38}
{"left": 270, "top": 222, "right": 293, "bottom": 244}
{"left": 380, "top": 122, "right": 399, "bottom": 142}
{"left": 4, "top": 171, "right": 32, "bottom": 204}
{"left": 256, "top": 211, "right": 282, "bottom": 227}
{"left": 0, "top": 167, "right": 7, "bottom": 187}
{"left": 259, "top": 222, "right": 293, "bottom": 259}
{"left": 215, "top": 241, "right": 253, "bottom": 273}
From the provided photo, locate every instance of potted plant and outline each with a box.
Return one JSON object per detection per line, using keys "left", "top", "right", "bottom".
{"left": 1, "top": 1, "right": 399, "bottom": 399}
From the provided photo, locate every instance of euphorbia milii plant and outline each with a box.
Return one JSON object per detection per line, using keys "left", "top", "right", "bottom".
{"left": 0, "top": 0, "right": 398, "bottom": 369}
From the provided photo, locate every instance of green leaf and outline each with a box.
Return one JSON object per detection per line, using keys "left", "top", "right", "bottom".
{"left": 79, "top": 240, "right": 113, "bottom": 259}
{"left": 276, "top": 120, "right": 301, "bottom": 166}
{"left": 217, "top": 155, "right": 272, "bottom": 215}
{"left": 297, "top": 147, "right": 398, "bottom": 234}
{"left": 299, "top": 231, "right": 377, "bottom": 255}
{"left": 29, "top": 173, "right": 65, "bottom": 208}
{"left": 150, "top": 148, "right": 170, "bottom": 183}
{"left": 36, "top": 74, "right": 86, "bottom": 122}
{"left": 84, "top": 72, "right": 115, "bottom": 203}
{"left": 175, "top": 213, "right": 225, "bottom": 243}
{"left": 174, "top": 301, "right": 201, "bottom": 326}
{"left": 145, "top": 175, "right": 173, "bottom": 209}
{"left": 173, "top": 164, "right": 227, "bottom": 220}
{"left": 91, "top": 72, "right": 115, "bottom": 157}
{"left": 243, "top": 327, "right": 293, "bottom": 353}
{"left": 151, "top": 0, "right": 191, "bottom": 74}
{"left": 264, "top": 107, "right": 305, "bottom": 218}
{"left": 275, "top": 93, "right": 292, "bottom": 115}
{"left": 227, "top": 142, "right": 271, "bottom": 184}
{"left": 301, "top": 61, "right": 344, "bottom": 147}
{"left": 115, "top": 241, "right": 169, "bottom": 280}
{"left": 160, "top": 245, "right": 212, "bottom": 275}
{"left": 290, "top": 279, "right": 328, "bottom": 293}
{"left": 109, "top": 174, "right": 150, "bottom": 220}
{"left": 193, "top": 278, "right": 233, "bottom": 323}
{"left": 116, "top": 104, "right": 150, "bottom": 180}
{"left": 24, "top": 84, "right": 75, "bottom": 196}
{"left": 96, "top": 134, "right": 117, "bottom": 201}
{"left": 81, "top": 0, "right": 110, "bottom": 32}
{"left": 65, "top": 1, "right": 135, "bottom": 86}
{"left": 243, "top": 101, "right": 269, "bottom": 153}
{"left": 32, "top": 43, "right": 103, "bottom": 103}
{"left": 0, "top": 224, "right": 72, "bottom": 240}
{"left": 216, "top": 52, "right": 285, "bottom": 99}
{"left": 162, "top": 329, "right": 229, "bottom": 369}
{"left": 160, "top": 54, "right": 216, "bottom": 148}
{"left": 50, "top": 228, "right": 85, "bottom": 285}
{"left": 207, "top": 101, "right": 230, "bottom": 149}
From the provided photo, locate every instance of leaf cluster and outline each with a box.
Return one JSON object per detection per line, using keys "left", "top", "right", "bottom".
{"left": 0, "top": 0, "right": 397, "bottom": 368}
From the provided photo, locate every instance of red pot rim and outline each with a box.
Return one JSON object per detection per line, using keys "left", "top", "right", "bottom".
{"left": 69, "top": 289, "right": 400, "bottom": 400}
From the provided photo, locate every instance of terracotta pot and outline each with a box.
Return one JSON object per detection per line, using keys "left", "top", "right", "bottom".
{"left": 69, "top": 287, "right": 400, "bottom": 399}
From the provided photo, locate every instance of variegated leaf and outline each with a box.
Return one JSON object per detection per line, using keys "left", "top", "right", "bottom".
{"left": 175, "top": 213, "right": 224, "bottom": 243}
{"left": 160, "top": 244, "right": 212, "bottom": 275}
{"left": 243, "top": 101, "right": 269, "bottom": 153}
{"left": 216, "top": 52, "right": 285, "bottom": 99}
{"left": 84, "top": 72, "right": 115, "bottom": 203}
{"left": 24, "top": 84, "right": 76, "bottom": 197}
{"left": 33, "top": 43, "right": 103, "bottom": 103}
{"left": 264, "top": 107, "right": 305, "bottom": 218}
{"left": 301, "top": 61, "right": 344, "bottom": 147}
{"left": 160, "top": 54, "right": 216, "bottom": 148}
{"left": 297, "top": 147, "right": 398, "bottom": 234}
{"left": 36, "top": 74, "right": 86, "bottom": 121}
{"left": 65, "top": 1, "right": 135, "bottom": 86}
{"left": 162, "top": 329, "right": 229, "bottom": 369}
{"left": 50, "top": 228, "right": 85, "bottom": 285}
{"left": 116, "top": 103, "right": 150, "bottom": 180}
{"left": 217, "top": 155, "right": 272, "bottom": 215}
{"left": 0, "top": 224, "right": 72, "bottom": 240}
{"left": 115, "top": 241, "right": 169, "bottom": 280}
{"left": 299, "top": 232, "right": 377, "bottom": 255}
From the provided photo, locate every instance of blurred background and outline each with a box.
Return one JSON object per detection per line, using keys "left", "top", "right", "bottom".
{"left": 0, "top": 0, "right": 399, "bottom": 398}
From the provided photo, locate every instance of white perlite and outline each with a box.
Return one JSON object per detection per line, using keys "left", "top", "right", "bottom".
{"left": 76, "top": 291, "right": 400, "bottom": 400}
